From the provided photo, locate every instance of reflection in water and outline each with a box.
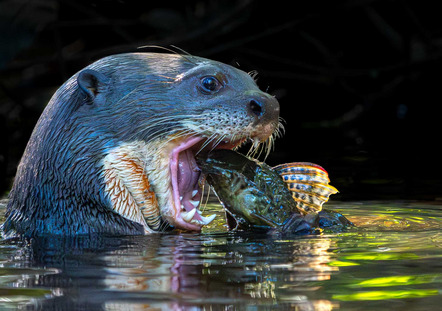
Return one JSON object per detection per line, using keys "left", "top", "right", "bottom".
{"left": 198, "top": 234, "right": 337, "bottom": 309}
{"left": 0, "top": 232, "right": 339, "bottom": 310}
{"left": 0, "top": 201, "right": 441, "bottom": 310}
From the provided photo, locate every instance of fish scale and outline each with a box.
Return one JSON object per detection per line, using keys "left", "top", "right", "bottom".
{"left": 197, "top": 149, "right": 349, "bottom": 233}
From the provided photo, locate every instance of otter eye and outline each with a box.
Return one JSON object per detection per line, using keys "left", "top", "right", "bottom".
{"left": 199, "top": 76, "right": 222, "bottom": 94}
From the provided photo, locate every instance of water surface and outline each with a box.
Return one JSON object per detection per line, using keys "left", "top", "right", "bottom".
{"left": 1, "top": 201, "right": 441, "bottom": 310}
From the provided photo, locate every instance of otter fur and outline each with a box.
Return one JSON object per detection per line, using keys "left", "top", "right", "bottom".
{"left": 2, "top": 52, "right": 280, "bottom": 236}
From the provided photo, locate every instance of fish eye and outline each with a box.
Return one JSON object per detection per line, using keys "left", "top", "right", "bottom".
{"left": 199, "top": 76, "right": 222, "bottom": 94}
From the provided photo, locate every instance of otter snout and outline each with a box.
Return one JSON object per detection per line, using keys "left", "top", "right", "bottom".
{"left": 243, "top": 91, "right": 280, "bottom": 142}
{"left": 246, "top": 91, "right": 280, "bottom": 126}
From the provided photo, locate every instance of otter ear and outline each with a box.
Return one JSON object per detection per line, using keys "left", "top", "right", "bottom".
{"left": 77, "top": 69, "right": 109, "bottom": 104}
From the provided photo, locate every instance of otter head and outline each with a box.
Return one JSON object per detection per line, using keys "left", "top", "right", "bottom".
{"left": 4, "top": 52, "right": 280, "bottom": 236}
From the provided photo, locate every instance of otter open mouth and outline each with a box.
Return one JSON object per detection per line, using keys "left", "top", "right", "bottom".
{"left": 168, "top": 136, "right": 240, "bottom": 231}
{"left": 101, "top": 135, "right": 245, "bottom": 234}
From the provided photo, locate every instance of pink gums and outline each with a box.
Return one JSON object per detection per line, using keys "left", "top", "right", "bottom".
{"left": 169, "top": 137, "right": 203, "bottom": 231}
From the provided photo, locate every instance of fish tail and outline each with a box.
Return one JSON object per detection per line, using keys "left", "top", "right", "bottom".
{"left": 273, "top": 162, "right": 338, "bottom": 213}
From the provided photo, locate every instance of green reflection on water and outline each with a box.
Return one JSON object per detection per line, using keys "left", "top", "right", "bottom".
{"left": 0, "top": 288, "right": 53, "bottom": 297}
{"left": 328, "top": 260, "right": 359, "bottom": 267}
{"left": 342, "top": 252, "right": 420, "bottom": 261}
{"left": 333, "top": 289, "right": 439, "bottom": 301}
{"left": 350, "top": 274, "right": 441, "bottom": 288}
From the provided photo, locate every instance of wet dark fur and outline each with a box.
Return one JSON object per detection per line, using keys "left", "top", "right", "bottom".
{"left": 3, "top": 54, "right": 188, "bottom": 236}
{"left": 2, "top": 53, "right": 278, "bottom": 237}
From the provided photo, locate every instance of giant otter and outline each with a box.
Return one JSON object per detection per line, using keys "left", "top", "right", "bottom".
{"left": 3, "top": 52, "right": 280, "bottom": 236}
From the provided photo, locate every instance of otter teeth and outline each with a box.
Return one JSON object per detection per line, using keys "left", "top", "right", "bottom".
{"left": 182, "top": 209, "right": 217, "bottom": 225}
{"left": 182, "top": 208, "right": 197, "bottom": 222}
{"left": 190, "top": 214, "right": 217, "bottom": 225}
{"left": 201, "top": 214, "right": 217, "bottom": 225}
{"left": 189, "top": 200, "right": 199, "bottom": 208}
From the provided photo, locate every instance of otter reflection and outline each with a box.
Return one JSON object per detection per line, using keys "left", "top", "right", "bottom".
{"left": 4, "top": 233, "right": 338, "bottom": 310}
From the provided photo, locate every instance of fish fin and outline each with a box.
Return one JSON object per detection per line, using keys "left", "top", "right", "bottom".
{"left": 273, "top": 162, "right": 338, "bottom": 214}
{"left": 249, "top": 213, "right": 278, "bottom": 228}
{"left": 224, "top": 208, "right": 239, "bottom": 231}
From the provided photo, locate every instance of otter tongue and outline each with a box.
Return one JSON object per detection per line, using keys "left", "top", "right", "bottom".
{"left": 177, "top": 149, "right": 202, "bottom": 220}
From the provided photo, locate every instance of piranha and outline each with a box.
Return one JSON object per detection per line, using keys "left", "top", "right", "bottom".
{"left": 196, "top": 149, "right": 352, "bottom": 234}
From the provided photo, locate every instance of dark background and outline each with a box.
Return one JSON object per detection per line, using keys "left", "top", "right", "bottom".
{"left": 1, "top": 0, "right": 441, "bottom": 201}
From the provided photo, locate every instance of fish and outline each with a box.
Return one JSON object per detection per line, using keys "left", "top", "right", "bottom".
{"left": 196, "top": 149, "right": 352, "bottom": 233}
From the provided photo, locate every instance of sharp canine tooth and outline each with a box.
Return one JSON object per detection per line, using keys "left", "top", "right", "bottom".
{"left": 191, "top": 219, "right": 203, "bottom": 225}
{"left": 189, "top": 200, "right": 199, "bottom": 208}
{"left": 192, "top": 190, "right": 198, "bottom": 197}
{"left": 182, "top": 208, "right": 197, "bottom": 222}
{"left": 201, "top": 214, "right": 217, "bottom": 225}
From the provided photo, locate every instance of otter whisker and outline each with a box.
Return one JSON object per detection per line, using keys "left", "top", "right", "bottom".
{"left": 114, "top": 86, "right": 147, "bottom": 107}
{"left": 255, "top": 143, "right": 265, "bottom": 160}
{"left": 195, "top": 133, "right": 218, "bottom": 155}
{"left": 137, "top": 44, "right": 178, "bottom": 54}
{"left": 199, "top": 182, "right": 209, "bottom": 213}
{"left": 248, "top": 70, "right": 259, "bottom": 82}
{"left": 170, "top": 45, "right": 192, "bottom": 56}
{"left": 158, "top": 217, "right": 170, "bottom": 232}
{"left": 132, "top": 114, "right": 198, "bottom": 141}
{"left": 231, "top": 133, "right": 248, "bottom": 151}
{"left": 140, "top": 116, "right": 188, "bottom": 131}
{"left": 204, "top": 185, "right": 213, "bottom": 212}
{"left": 140, "top": 113, "right": 205, "bottom": 131}
{"left": 246, "top": 138, "right": 261, "bottom": 160}
{"left": 157, "top": 129, "right": 194, "bottom": 147}
{"left": 137, "top": 45, "right": 197, "bottom": 65}
{"left": 264, "top": 135, "right": 274, "bottom": 161}
{"left": 277, "top": 118, "right": 286, "bottom": 137}
{"left": 210, "top": 134, "right": 229, "bottom": 152}
{"left": 127, "top": 113, "right": 179, "bottom": 128}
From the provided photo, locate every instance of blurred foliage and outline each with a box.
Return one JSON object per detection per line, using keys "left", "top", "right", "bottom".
{"left": 0, "top": 0, "right": 441, "bottom": 199}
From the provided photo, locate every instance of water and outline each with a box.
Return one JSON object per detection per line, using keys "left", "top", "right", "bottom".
{"left": 0, "top": 201, "right": 441, "bottom": 310}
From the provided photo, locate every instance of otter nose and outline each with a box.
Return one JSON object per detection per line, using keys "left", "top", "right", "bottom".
{"left": 247, "top": 93, "right": 280, "bottom": 125}
{"left": 249, "top": 99, "right": 264, "bottom": 117}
